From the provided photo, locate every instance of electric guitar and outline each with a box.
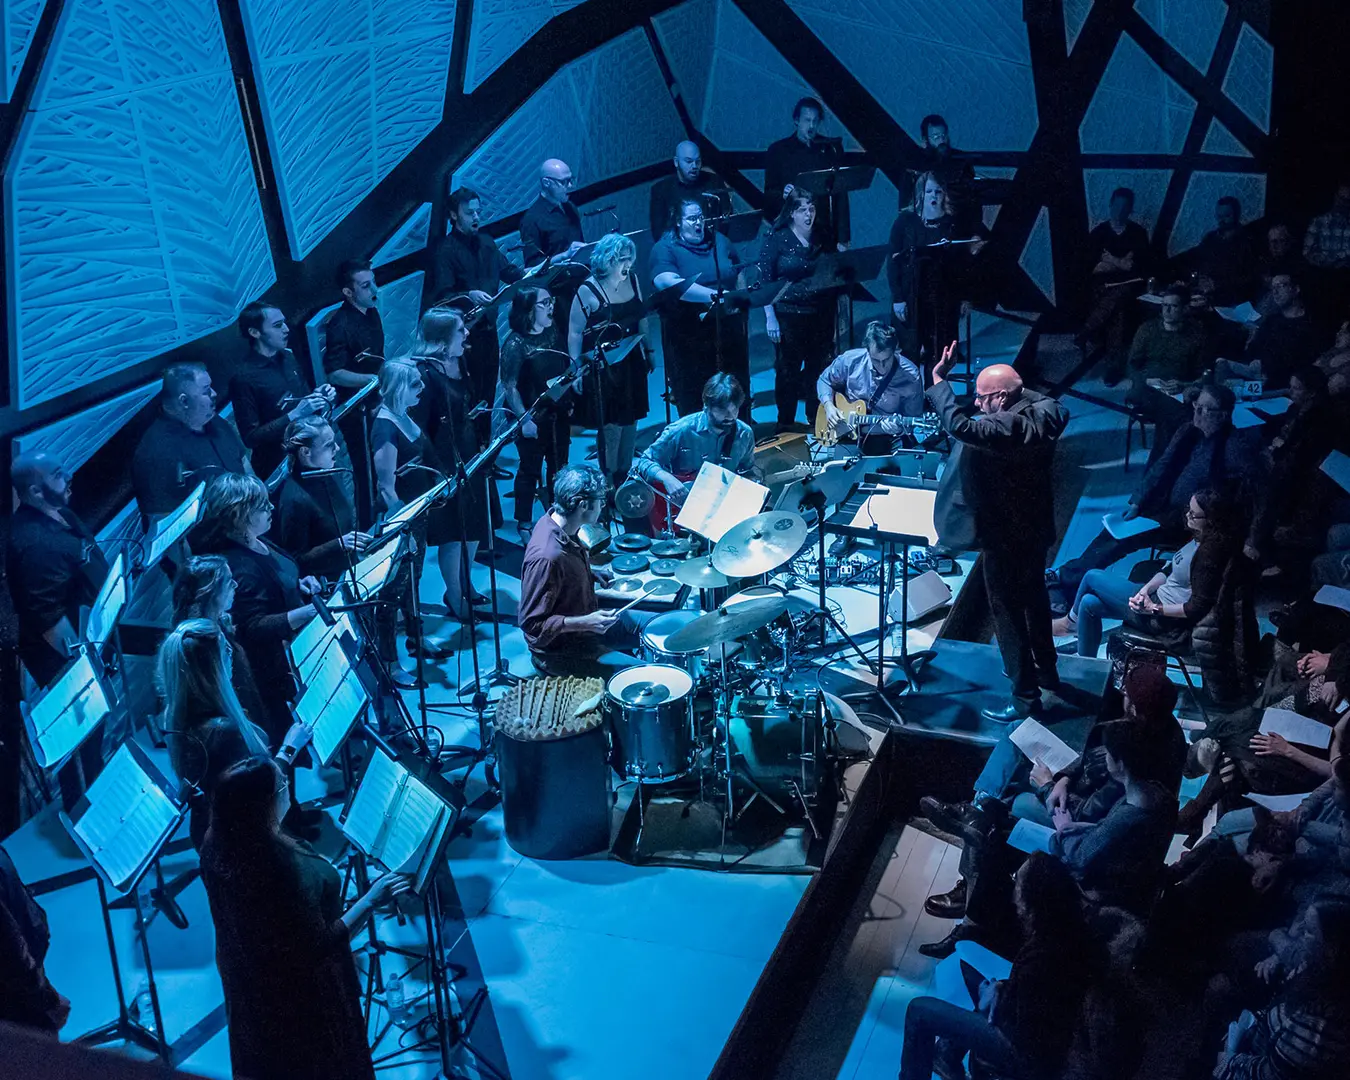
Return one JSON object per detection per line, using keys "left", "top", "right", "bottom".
{"left": 813, "top": 393, "right": 940, "bottom": 448}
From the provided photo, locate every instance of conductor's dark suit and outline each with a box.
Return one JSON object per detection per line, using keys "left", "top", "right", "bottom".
{"left": 927, "top": 379, "right": 1069, "bottom": 711}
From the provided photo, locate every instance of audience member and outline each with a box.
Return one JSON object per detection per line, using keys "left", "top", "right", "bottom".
{"left": 1221, "top": 274, "right": 1327, "bottom": 389}
{"left": 1124, "top": 285, "right": 1213, "bottom": 448}
{"left": 1302, "top": 182, "right": 1350, "bottom": 269}
{"left": 1253, "top": 224, "right": 1307, "bottom": 315}
{"left": 0, "top": 845, "right": 69, "bottom": 1033}
{"left": 1082, "top": 187, "right": 1151, "bottom": 382}
{"left": 1186, "top": 196, "right": 1258, "bottom": 305}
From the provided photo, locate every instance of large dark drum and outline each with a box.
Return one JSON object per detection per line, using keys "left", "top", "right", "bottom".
{"left": 496, "top": 725, "right": 611, "bottom": 859}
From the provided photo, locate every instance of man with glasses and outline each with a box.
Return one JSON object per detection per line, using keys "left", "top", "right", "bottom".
{"left": 927, "top": 347, "right": 1070, "bottom": 722}
{"left": 649, "top": 195, "right": 750, "bottom": 415}
{"left": 519, "top": 158, "right": 585, "bottom": 266}
{"left": 1047, "top": 384, "right": 1270, "bottom": 612}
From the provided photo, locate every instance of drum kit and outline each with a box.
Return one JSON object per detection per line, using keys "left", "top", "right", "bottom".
{"left": 599, "top": 510, "right": 848, "bottom": 838}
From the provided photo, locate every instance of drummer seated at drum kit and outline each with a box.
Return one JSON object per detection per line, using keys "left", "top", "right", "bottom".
{"left": 815, "top": 320, "right": 926, "bottom": 456}
{"left": 519, "top": 463, "right": 659, "bottom": 679}
{"left": 627, "top": 373, "right": 759, "bottom": 527}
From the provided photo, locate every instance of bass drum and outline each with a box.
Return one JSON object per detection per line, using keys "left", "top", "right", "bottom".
{"left": 727, "top": 691, "right": 837, "bottom": 824}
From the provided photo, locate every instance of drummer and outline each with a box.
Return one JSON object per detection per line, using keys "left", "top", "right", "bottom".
{"left": 630, "top": 373, "right": 758, "bottom": 514}
{"left": 519, "top": 463, "right": 657, "bottom": 678}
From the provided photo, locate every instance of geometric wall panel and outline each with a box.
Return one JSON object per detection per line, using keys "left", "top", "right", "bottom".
{"left": 5, "top": 0, "right": 276, "bottom": 409}
{"left": 1221, "top": 22, "right": 1273, "bottom": 133}
{"left": 1200, "top": 118, "right": 1252, "bottom": 158}
{"left": 787, "top": 0, "right": 1039, "bottom": 150}
{"left": 453, "top": 27, "right": 684, "bottom": 225}
{"left": 463, "top": 0, "right": 587, "bottom": 94}
{"left": 380, "top": 270, "right": 427, "bottom": 360}
{"left": 1133, "top": 0, "right": 1226, "bottom": 75}
{"left": 1167, "top": 169, "right": 1266, "bottom": 257}
{"left": 304, "top": 298, "right": 343, "bottom": 388}
{"left": 12, "top": 380, "right": 160, "bottom": 470}
{"left": 1080, "top": 34, "right": 1195, "bottom": 154}
{"left": 238, "top": 0, "right": 456, "bottom": 260}
{"left": 2, "top": 0, "right": 48, "bottom": 101}
{"left": 1064, "top": 0, "right": 1093, "bottom": 56}
{"left": 1019, "top": 206, "right": 1055, "bottom": 305}
{"left": 372, "top": 202, "right": 433, "bottom": 267}
{"left": 1083, "top": 168, "right": 1173, "bottom": 239}
{"left": 651, "top": 0, "right": 717, "bottom": 127}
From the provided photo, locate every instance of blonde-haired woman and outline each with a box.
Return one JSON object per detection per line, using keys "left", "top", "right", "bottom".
{"left": 568, "top": 232, "right": 650, "bottom": 488}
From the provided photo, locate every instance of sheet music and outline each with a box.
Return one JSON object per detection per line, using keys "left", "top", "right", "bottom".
{"left": 291, "top": 613, "right": 355, "bottom": 687}
{"left": 300, "top": 654, "right": 368, "bottom": 767}
{"left": 675, "top": 463, "right": 768, "bottom": 542}
{"left": 145, "top": 482, "right": 205, "bottom": 568}
{"left": 1260, "top": 708, "right": 1333, "bottom": 749}
{"left": 85, "top": 552, "right": 126, "bottom": 646}
{"left": 26, "top": 653, "right": 110, "bottom": 767}
{"left": 74, "top": 745, "right": 178, "bottom": 890}
{"left": 1245, "top": 791, "right": 1315, "bottom": 812}
{"left": 1102, "top": 511, "right": 1160, "bottom": 540}
{"left": 847, "top": 487, "right": 939, "bottom": 545}
{"left": 350, "top": 535, "right": 403, "bottom": 597}
{"left": 380, "top": 777, "right": 445, "bottom": 876}
{"left": 1008, "top": 718, "right": 1079, "bottom": 775}
{"left": 1314, "top": 584, "right": 1350, "bottom": 613}
{"left": 1251, "top": 395, "right": 1292, "bottom": 416}
{"left": 1007, "top": 819, "right": 1055, "bottom": 854}
{"left": 343, "top": 749, "right": 404, "bottom": 857}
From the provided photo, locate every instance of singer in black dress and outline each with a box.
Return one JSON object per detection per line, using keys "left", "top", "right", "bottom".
{"left": 568, "top": 232, "right": 650, "bottom": 488}
{"left": 272, "top": 417, "right": 367, "bottom": 581}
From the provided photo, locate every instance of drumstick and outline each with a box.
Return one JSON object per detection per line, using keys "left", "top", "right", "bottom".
{"left": 614, "top": 585, "right": 658, "bottom": 615}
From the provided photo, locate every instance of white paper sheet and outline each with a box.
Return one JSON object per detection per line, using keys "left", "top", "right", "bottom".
{"left": 1321, "top": 450, "right": 1350, "bottom": 495}
{"left": 1244, "top": 791, "right": 1315, "bottom": 812}
{"left": 303, "top": 661, "right": 368, "bottom": 767}
{"left": 1314, "top": 584, "right": 1350, "bottom": 613}
{"left": 1230, "top": 405, "right": 1264, "bottom": 429}
{"left": 847, "top": 486, "right": 939, "bottom": 545}
{"left": 25, "top": 653, "right": 110, "bottom": 768}
{"left": 343, "top": 749, "right": 403, "bottom": 857}
{"left": 74, "top": 745, "right": 179, "bottom": 891}
{"left": 1007, "top": 818, "right": 1055, "bottom": 854}
{"left": 1102, "top": 511, "right": 1160, "bottom": 541}
{"left": 1251, "top": 396, "right": 1293, "bottom": 416}
{"left": 675, "top": 462, "right": 768, "bottom": 542}
{"left": 85, "top": 552, "right": 126, "bottom": 646}
{"left": 1008, "top": 718, "right": 1079, "bottom": 775}
{"left": 1215, "top": 302, "right": 1260, "bottom": 325}
{"left": 145, "top": 482, "right": 205, "bottom": 568}
{"left": 1259, "top": 708, "right": 1333, "bottom": 749}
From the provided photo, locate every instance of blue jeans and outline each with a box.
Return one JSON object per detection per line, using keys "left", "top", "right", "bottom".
{"left": 899, "top": 996, "right": 1040, "bottom": 1080}
{"left": 1071, "top": 569, "right": 1138, "bottom": 657}
{"left": 973, "top": 716, "right": 1094, "bottom": 801}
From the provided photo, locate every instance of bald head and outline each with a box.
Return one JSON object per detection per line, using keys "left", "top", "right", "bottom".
{"left": 974, "top": 364, "right": 1022, "bottom": 414}
{"left": 674, "top": 141, "right": 702, "bottom": 184}
{"left": 11, "top": 451, "right": 71, "bottom": 512}
{"left": 540, "top": 158, "right": 574, "bottom": 204}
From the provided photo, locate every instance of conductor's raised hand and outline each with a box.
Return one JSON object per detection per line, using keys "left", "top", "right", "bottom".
{"left": 931, "top": 340, "right": 959, "bottom": 384}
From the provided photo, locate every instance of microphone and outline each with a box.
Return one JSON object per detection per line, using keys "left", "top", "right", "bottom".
{"left": 396, "top": 459, "right": 446, "bottom": 480}
{"left": 467, "top": 401, "right": 491, "bottom": 420}
{"left": 582, "top": 203, "right": 617, "bottom": 217}
{"left": 299, "top": 467, "right": 352, "bottom": 478}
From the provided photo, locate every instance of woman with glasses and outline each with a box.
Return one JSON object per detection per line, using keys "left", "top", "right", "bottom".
{"left": 650, "top": 195, "right": 750, "bottom": 417}
{"left": 758, "top": 191, "right": 832, "bottom": 429}
{"left": 568, "top": 232, "right": 650, "bottom": 489}
{"left": 501, "top": 286, "right": 571, "bottom": 542}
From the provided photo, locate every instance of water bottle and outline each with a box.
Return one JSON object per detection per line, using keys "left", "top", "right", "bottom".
{"left": 136, "top": 874, "right": 154, "bottom": 918}
{"left": 131, "top": 979, "right": 158, "bottom": 1036}
{"left": 386, "top": 973, "right": 409, "bottom": 1029}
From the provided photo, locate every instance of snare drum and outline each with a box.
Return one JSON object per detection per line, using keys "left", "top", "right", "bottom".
{"left": 605, "top": 664, "right": 695, "bottom": 783}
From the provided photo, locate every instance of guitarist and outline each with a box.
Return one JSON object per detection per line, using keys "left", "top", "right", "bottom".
{"left": 630, "top": 374, "right": 758, "bottom": 529}
{"left": 816, "top": 320, "right": 924, "bottom": 452}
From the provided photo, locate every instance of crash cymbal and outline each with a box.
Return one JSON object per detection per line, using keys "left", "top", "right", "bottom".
{"left": 650, "top": 558, "right": 680, "bottom": 576}
{"left": 613, "top": 533, "right": 652, "bottom": 553}
{"left": 675, "top": 559, "right": 730, "bottom": 589}
{"left": 611, "top": 553, "right": 650, "bottom": 574}
{"left": 663, "top": 595, "right": 790, "bottom": 653}
{"left": 710, "top": 511, "right": 808, "bottom": 578}
{"left": 651, "top": 538, "right": 693, "bottom": 559}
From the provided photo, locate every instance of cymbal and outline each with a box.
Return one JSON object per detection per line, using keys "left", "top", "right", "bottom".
{"left": 675, "top": 559, "right": 730, "bottom": 589}
{"left": 620, "top": 681, "right": 671, "bottom": 705}
{"left": 663, "top": 595, "right": 790, "bottom": 653}
{"left": 614, "top": 479, "right": 655, "bottom": 518}
{"left": 710, "top": 511, "right": 808, "bottom": 577}
{"left": 650, "top": 559, "right": 680, "bottom": 576}
{"left": 612, "top": 533, "right": 651, "bottom": 553}
{"left": 651, "top": 538, "right": 693, "bottom": 559}
{"left": 612, "top": 553, "right": 650, "bottom": 574}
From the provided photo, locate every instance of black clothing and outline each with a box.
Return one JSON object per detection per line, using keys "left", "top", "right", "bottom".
{"left": 321, "top": 302, "right": 384, "bottom": 397}
{"left": 229, "top": 349, "right": 313, "bottom": 479}
{"left": 756, "top": 226, "right": 826, "bottom": 315}
{"left": 928, "top": 380, "right": 1069, "bottom": 705}
{"left": 763, "top": 133, "right": 850, "bottom": 248}
{"left": 273, "top": 471, "right": 356, "bottom": 580}
{"left": 0, "top": 846, "right": 65, "bottom": 1032}
{"left": 210, "top": 539, "right": 305, "bottom": 745}
{"left": 415, "top": 363, "right": 491, "bottom": 545}
{"left": 647, "top": 170, "right": 730, "bottom": 240}
{"left": 518, "top": 197, "right": 583, "bottom": 264}
{"left": 573, "top": 278, "right": 650, "bottom": 430}
{"left": 5, "top": 505, "right": 108, "bottom": 688}
{"left": 507, "top": 329, "right": 573, "bottom": 524}
{"left": 1088, "top": 220, "right": 1151, "bottom": 283}
{"left": 371, "top": 412, "right": 442, "bottom": 516}
{"left": 1084, "top": 220, "right": 1152, "bottom": 364}
{"left": 169, "top": 714, "right": 268, "bottom": 849}
{"left": 649, "top": 231, "right": 750, "bottom": 416}
{"left": 200, "top": 834, "right": 374, "bottom": 1080}
{"left": 1246, "top": 311, "right": 1327, "bottom": 389}
{"left": 435, "top": 227, "right": 523, "bottom": 302}
{"left": 904, "top": 147, "right": 979, "bottom": 228}
{"left": 758, "top": 227, "right": 832, "bottom": 426}
{"left": 1187, "top": 228, "right": 1259, "bottom": 306}
{"left": 888, "top": 210, "right": 984, "bottom": 365}
{"left": 132, "top": 412, "right": 248, "bottom": 517}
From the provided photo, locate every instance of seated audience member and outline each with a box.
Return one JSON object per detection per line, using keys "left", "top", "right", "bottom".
{"left": 1053, "top": 489, "right": 1244, "bottom": 657}
{"left": 1219, "top": 274, "right": 1327, "bottom": 390}
{"left": 1082, "top": 186, "right": 1151, "bottom": 382}
{"left": 518, "top": 464, "right": 653, "bottom": 677}
{"left": 159, "top": 619, "right": 310, "bottom": 848}
{"left": 920, "top": 662, "right": 1184, "bottom": 924}
{"left": 272, "top": 417, "right": 369, "bottom": 581}
{"left": 193, "top": 473, "right": 319, "bottom": 745}
{"left": 1302, "top": 182, "right": 1350, "bottom": 270}
{"left": 200, "top": 757, "right": 411, "bottom": 1080}
{"left": 1214, "top": 895, "right": 1350, "bottom": 1080}
{"left": 132, "top": 362, "right": 250, "bottom": 518}
{"left": 899, "top": 853, "right": 1101, "bottom": 1080}
{"left": 1313, "top": 319, "right": 1350, "bottom": 373}
{"left": 815, "top": 320, "right": 924, "bottom": 452}
{"left": 1048, "top": 384, "right": 1269, "bottom": 605}
{"left": 1253, "top": 224, "right": 1307, "bottom": 315}
{"left": 1124, "top": 286, "right": 1213, "bottom": 448}
{"left": 172, "top": 554, "right": 267, "bottom": 730}
{"left": 0, "top": 845, "right": 69, "bottom": 1033}
{"left": 1186, "top": 196, "right": 1259, "bottom": 306}
{"left": 231, "top": 302, "right": 336, "bottom": 480}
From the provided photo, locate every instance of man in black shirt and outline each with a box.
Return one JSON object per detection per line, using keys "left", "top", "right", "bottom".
{"left": 906, "top": 114, "right": 978, "bottom": 230}
{"left": 230, "top": 302, "right": 333, "bottom": 479}
{"left": 132, "top": 362, "right": 251, "bottom": 517}
{"left": 1082, "top": 186, "right": 1152, "bottom": 382}
{"left": 1220, "top": 273, "right": 1328, "bottom": 389}
{"left": 518, "top": 159, "right": 585, "bottom": 265}
{"left": 1184, "top": 196, "right": 1258, "bottom": 306}
{"left": 322, "top": 259, "right": 384, "bottom": 399}
{"left": 764, "top": 97, "right": 850, "bottom": 251}
{"left": 648, "top": 141, "right": 729, "bottom": 240}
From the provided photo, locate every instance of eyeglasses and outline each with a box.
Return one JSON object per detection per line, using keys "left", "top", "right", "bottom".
{"left": 535, "top": 298, "right": 555, "bottom": 308}
{"left": 1192, "top": 403, "right": 1224, "bottom": 415}
{"left": 973, "top": 390, "right": 1004, "bottom": 402}
{"left": 545, "top": 176, "right": 576, "bottom": 189}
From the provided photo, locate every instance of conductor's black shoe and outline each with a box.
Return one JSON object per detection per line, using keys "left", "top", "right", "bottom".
{"left": 924, "top": 877, "right": 968, "bottom": 919}
{"left": 981, "top": 700, "right": 1037, "bottom": 724}
{"left": 918, "top": 922, "right": 971, "bottom": 959}
{"left": 920, "top": 797, "right": 987, "bottom": 844}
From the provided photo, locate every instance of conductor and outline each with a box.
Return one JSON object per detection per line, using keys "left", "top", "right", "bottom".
{"left": 926, "top": 345, "right": 1069, "bottom": 722}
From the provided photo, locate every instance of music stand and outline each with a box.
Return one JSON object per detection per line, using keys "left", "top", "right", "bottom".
{"left": 141, "top": 481, "right": 205, "bottom": 571}
{"left": 792, "top": 164, "right": 877, "bottom": 201}
{"left": 22, "top": 651, "right": 112, "bottom": 770}
{"left": 803, "top": 244, "right": 890, "bottom": 295}
{"left": 674, "top": 462, "right": 768, "bottom": 544}
{"left": 708, "top": 209, "right": 764, "bottom": 244}
{"left": 61, "top": 741, "right": 186, "bottom": 1063}
{"left": 293, "top": 628, "right": 369, "bottom": 767}
{"left": 83, "top": 551, "right": 128, "bottom": 650}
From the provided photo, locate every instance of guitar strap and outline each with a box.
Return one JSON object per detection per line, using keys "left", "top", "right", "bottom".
{"left": 865, "top": 359, "right": 899, "bottom": 414}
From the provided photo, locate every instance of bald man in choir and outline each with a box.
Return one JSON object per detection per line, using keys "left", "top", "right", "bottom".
{"left": 133, "top": 363, "right": 252, "bottom": 519}
{"left": 648, "top": 141, "right": 730, "bottom": 241}
{"left": 519, "top": 158, "right": 586, "bottom": 265}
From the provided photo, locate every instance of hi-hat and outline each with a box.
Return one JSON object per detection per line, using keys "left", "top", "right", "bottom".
{"left": 710, "top": 511, "right": 808, "bottom": 577}
{"left": 675, "top": 559, "right": 730, "bottom": 589}
{"left": 663, "top": 595, "right": 790, "bottom": 652}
